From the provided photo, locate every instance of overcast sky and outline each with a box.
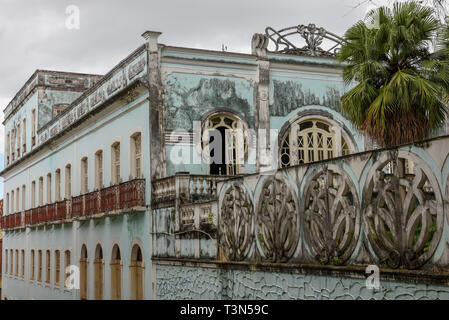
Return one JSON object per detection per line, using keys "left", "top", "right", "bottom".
{"left": 0, "top": 0, "right": 394, "bottom": 159}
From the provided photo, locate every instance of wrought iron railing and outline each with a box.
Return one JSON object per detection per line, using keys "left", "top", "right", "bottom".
{"left": 0, "top": 179, "right": 146, "bottom": 230}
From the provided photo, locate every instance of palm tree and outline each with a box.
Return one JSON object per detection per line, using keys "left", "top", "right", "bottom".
{"left": 337, "top": 1, "right": 449, "bottom": 147}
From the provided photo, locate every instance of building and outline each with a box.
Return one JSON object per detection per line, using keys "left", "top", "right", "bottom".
{"left": 1, "top": 25, "right": 449, "bottom": 300}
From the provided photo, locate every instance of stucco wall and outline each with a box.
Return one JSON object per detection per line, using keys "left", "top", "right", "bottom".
{"left": 156, "top": 264, "right": 449, "bottom": 300}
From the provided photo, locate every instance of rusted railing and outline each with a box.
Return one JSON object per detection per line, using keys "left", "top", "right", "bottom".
{"left": 71, "top": 195, "right": 84, "bottom": 218}
{"left": 0, "top": 179, "right": 146, "bottom": 230}
{"left": 85, "top": 191, "right": 100, "bottom": 216}
{"left": 119, "top": 179, "right": 145, "bottom": 209}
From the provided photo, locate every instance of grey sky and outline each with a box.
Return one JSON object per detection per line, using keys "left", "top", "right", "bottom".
{"left": 0, "top": 0, "right": 390, "bottom": 153}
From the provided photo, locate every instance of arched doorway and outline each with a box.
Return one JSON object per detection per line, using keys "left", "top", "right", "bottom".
{"left": 80, "top": 245, "right": 88, "bottom": 300}
{"left": 280, "top": 118, "right": 354, "bottom": 167}
{"left": 202, "top": 113, "right": 247, "bottom": 176}
{"left": 129, "top": 244, "right": 144, "bottom": 300}
{"left": 94, "top": 244, "right": 104, "bottom": 300}
{"left": 110, "top": 244, "right": 122, "bottom": 300}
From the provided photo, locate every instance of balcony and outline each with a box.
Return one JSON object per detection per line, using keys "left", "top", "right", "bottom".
{"left": 152, "top": 174, "right": 226, "bottom": 208}
{"left": 0, "top": 179, "right": 146, "bottom": 230}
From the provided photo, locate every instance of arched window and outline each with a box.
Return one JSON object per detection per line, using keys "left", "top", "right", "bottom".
{"left": 46, "top": 173, "right": 52, "bottom": 204}
{"left": 131, "top": 133, "right": 142, "bottom": 179}
{"left": 38, "top": 177, "right": 44, "bottom": 206}
{"left": 64, "top": 250, "right": 71, "bottom": 288}
{"left": 111, "top": 142, "right": 121, "bottom": 185}
{"left": 22, "top": 185, "right": 26, "bottom": 211}
{"left": 55, "top": 169, "right": 61, "bottom": 202}
{"left": 15, "top": 249, "right": 19, "bottom": 277}
{"left": 31, "top": 181, "right": 36, "bottom": 208}
{"left": 30, "top": 249, "right": 35, "bottom": 280}
{"left": 94, "top": 244, "right": 104, "bottom": 300}
{"left": 5, "top": 249, "right": 8, "bottom": 275}
{"left": 81, "top": 158, "right": 88, "bottom": 194}
{"left": 130, "top": 244, "right": 144, "bottom": 300}
{"left": 6, "top": 193, "right": 9, "bottom": 215}
{"left": 80, "top": 245, "right": 88, "bottom": 300}
{"left": 110, "top": 244, "right": 122, "bottom": 300}
{"left": 55, "top": 250, "right": 60, "bottom": 286}
{"left": 37, "top": 250, "right": 42, "bottom": 282}
{"left": 95, "top": 150, "right": 104, "bottom": 189}
{"left": 280, "top": 119, "right": 353, "bottom": 168}
{"left": 16, "top": 187, "right": 20, "bottom": 212}
{"left": 10, "top": 250, "right": 13, "bottom": 276}
{"left": 21, "top": 249, "right": 25, "bottom": 278}
{"left": 202, "top": 113, "right": 247, "bottom": 176}
{"left": 65, "top": 164, "right": 72, "bottom": 199}
{"left": 45, "top": 249, "right": 51, "bottom": 283}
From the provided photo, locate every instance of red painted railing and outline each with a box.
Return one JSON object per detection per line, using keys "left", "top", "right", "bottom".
{"left": 56, "top": 201, "right": 67, "bottom": 220}
{"left": 100, "top": 185, "right": 118, "bottom": 213}
{"left": 119, "top": 179, "right": 145, "bottom": 209}
{"left": 31, "top": 208, "right": 39, "bottom": 225}
{"left": 85, "top": 191, "right": 99, "bottom": 216}
{"left": 0, "top": 179, "right": 145, "bottom": 230}
{"left": 38, "top": 206, "right": 47, "bottom": 223}
{"left": 47, "top": 203, "right": 56, "bottom": 221}
{"left": 25, "top": 210, "right": 32, "bottom": 225}
{"left": 72, "top": 195, "right": 84, "bottom": 218}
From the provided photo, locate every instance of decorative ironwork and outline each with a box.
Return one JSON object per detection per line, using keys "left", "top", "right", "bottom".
{"left": 256, "top": 176, "right": 299, "bottom": 262}
{"left": 265, "top": 24, "right": 343, "bottom": 57}
{"left": 219, "top": 182, "right": 254, "bottom": 261}
{"left": 302, "top": 165, "right": 360, "bottom": 265}
{"left": 363, "top": 152, "right": 443, "bottom": 269}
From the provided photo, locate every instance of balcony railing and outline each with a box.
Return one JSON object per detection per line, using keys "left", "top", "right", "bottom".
{"left": 0, "top": 179, "right": 146, "bottom": 230}
{"left": 152, "top": 174, "right": 227, "bottom": 206}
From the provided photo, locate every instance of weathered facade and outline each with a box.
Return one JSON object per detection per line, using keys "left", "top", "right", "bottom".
{"left": 2, "top": 25, "right": 449, "bottom": 300}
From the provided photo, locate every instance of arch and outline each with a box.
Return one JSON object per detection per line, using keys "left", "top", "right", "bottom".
{"left": 80, "top": 244, "right": 88, "bottom": 300}
{"left": 129, "top": 243, "right": 144, "bottom": 300}
{"left": 94, "top": 244, "right": 104, "bottom": 300}
{"left": 278, "top": 111, "right": 358, "bottom": 168}
{"left": 200, "top": 111, "right": 249, "bottom": 176}
{"left": 110, "top": 244, "right": 122, "bottom": 300}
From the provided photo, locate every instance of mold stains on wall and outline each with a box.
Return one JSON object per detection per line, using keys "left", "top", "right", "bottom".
{"left": 270, "top": 80, "right": 342, "bottom": 117}
{"left": 165, "top": 75, "right": 253, "bottom": 131}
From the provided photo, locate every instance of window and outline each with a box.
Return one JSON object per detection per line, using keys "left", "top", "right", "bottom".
{"left": 12, "top": 128, "right": 16, "bottom": 160}
{"left": 21, "top": 249, "right": 25, "bottom": 278}
{"left": 39, "top": 177, "right": 44, "bottom": 206}
{"left": 15, "top": 249, "right": 19, "bottom": 276}
{"left": 110, "top": 245, "right": 122, "bottom": 300}
{"left": 130, "top": 244, "right": 144, "bottom": 300}
{"left": 203, "top": 114, "right": 246, "bottom": 176}
{"left": 47, "top": 173, "right": 52, "bottom": 204}
{"left": 65, "top": 165, "right": 72, "bottom": 199}
{"left": 32, "top": 109, "right": 36, "bottom": 145}
{"left": 95, "top": 150, "right": 104, "bottom": 189}
{"left": 10, "top": 250, "right": 13, "bottom": 275}
{"left": 6, "top": 132, "right": 10, "bottom": 164}
{"left": 64, "top": 250, "right": 71, "bottom": 288}
{"left": 22, "top": 185, "right": 26, "bottom": 211}
{"left": 31, "top": 181, "right": 36, "bottom": 208}
{"left": 30, "top": 250, "right": 35, "bottom": 280}
{"left": 111, "top": 143, "right": 121, "bottom": 184}
{"left": 80, "top": 245, "right": 88, "bottom": 300}
{"left": 94, "top": 245, "right": 104, "bottom": 300}
{"left": 280, "top": 119, "right": 353, "bottom": 167}
{"left": 6, "top": 193, "right": 9, "bottom": 215}
{"left": 16, "top": 187, "right": 20, "bottom": 212}
{"left": 22, "top": 118, "right": 26, "bottom": 152}
{"left": 17, "top": 123, "right": 21, "bottom": 157}
{"left": 55, "top": 169, "right": 61, "bottom": 202}
{"left": 46, "top": 250, "right": 51, "bottom": 283}
{"left": 5, "top": 249, "right": 8, "bottom": 275}
{"left": 11, "top": 190, "right": 14, "bottom": 213}
{"left": 55, "top": 250, "right": 60, "bottom": 286}
{"left": 38, "top": 250, "right": 42, "bottom": 282}
{"left": 81, "top": 157, "right": 88, "bottom": 194}
{"left": 131, "top": 133, "right": 142, "bottom": 179}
